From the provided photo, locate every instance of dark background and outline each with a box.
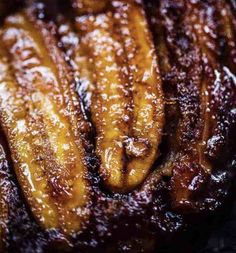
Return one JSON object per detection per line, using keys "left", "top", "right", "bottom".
{"left": 199, "top": 203, "right": 236, "bottom": 253}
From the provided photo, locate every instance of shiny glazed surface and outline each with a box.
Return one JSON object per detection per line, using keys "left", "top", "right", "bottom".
{"left": 0, "top": 0, "right": 235, "bottom": 252}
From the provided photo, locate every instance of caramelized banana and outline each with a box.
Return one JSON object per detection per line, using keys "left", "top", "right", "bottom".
{"left": 0, "top": 10, "right": 90, "bottom": 234}
{"left": 73, "top": 1, "right": 163, "bottom": 191}
{"left": 76, "top": 13, "right": 131, "bottom": 191}
{"left": 149, "top": 0, "right": 236, "bottom": 210}
{"left": 72, "top": 0, "right": 109, "bottom": 15}
{"left": 0, "top": 0, "right": 235, "bottom": 251}
{"left": 148, "top": 0, "right": 210, "bottom": 209}
{"left": 185, "top": 0, "right": 220, "bottom": 170}
{"left": 187, "top": 0, "right": 236, "bottom": 160}
{"left": 112, "top": 0, "right": 164, "bottom": 189}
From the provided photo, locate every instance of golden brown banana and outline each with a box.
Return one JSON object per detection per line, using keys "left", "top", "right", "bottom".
{"left": 72, "top": 1, "right": 164, "bottom": 192}
{"left": 0, "top": 35, "right": 58, "bottom": 229}
{"left": 73, "top": 1, "right": 164, "bottom": 192}
{"left": 0, "top": 10, "right": 90, "bottom": 234}
{"left": 112, "top": 0, "right": 164, "bottom": 189}
{"left": 75, "top": 13, "right": 131, "bottom": 191}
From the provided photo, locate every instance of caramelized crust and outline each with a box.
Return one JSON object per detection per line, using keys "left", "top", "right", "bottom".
{"left": 186, "top": 0, "right": 236, "bottom": 160}
{"left": 0, "top": 0, "right": 235, "bottom": 252}
{"left": 0, "top": 10, "right": 91, "bottom": 234}
{"left": 148, "top": 0, "right": 236, "bottom": 210}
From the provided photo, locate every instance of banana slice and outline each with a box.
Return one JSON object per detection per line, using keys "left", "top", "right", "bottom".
{"left": 149, "top": 0, "right": 236, "bottom": 210}
{"left": 149, "top": 0, "right": 214, "bottom": 209}
{"left": 76, "top": 13, "right": 131, "bottom": 191}
{"left": 0, "top": 10, "right": 90, "bottom": 234}
{"left": 112, "top": 0, "right": 164, "bottom": 189}
{"left": 187, "top": 0, "right": 236, "bottom": 160}
{"left": 74, "top": 1, "right": 164, "bottom": 192}
{"left": 72, "top": 0, "right": 164, "bottom": 192}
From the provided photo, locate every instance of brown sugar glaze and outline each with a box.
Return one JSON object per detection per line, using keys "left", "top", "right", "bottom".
{"left": 0, "top": 0, "right": 235, "bottom": 252}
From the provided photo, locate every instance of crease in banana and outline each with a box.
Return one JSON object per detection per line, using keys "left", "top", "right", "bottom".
{"left": 0, "top": 10, "right": 90, "bottom": 234}
{"left": 112, "top": 0, "right": 164, "bottom": 189}
{"left": 72, "top": 0, "right": 164, "bottom": 192}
